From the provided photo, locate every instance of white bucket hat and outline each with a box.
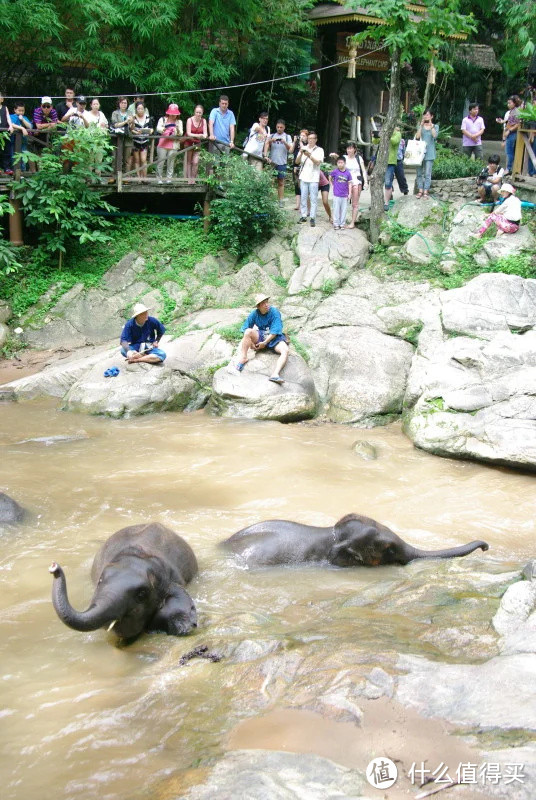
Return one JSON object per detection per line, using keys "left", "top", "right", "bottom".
{"left": 500, "top": 183, "right": 516, "bottom": 195}
{"left": 131, "top": 302, "right": 149, "bottom": 317}
{"left": 254, "top": 293, "right": 270, "bottom": 307}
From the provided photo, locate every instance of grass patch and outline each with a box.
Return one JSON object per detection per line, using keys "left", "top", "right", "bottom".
{"left": 215, "top": 322, "right": 243, "bottom": 344}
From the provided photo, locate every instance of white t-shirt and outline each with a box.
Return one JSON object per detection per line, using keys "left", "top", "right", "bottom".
{"left": 344, "top": 154, "right": 366, "bottom": 185}
{"left": 87, "top": 110, "right": 108, "bottom": 127}
{"left": 299, "top": 146, "right": 324, "bottom": 182}
{"left": 63, "top": 107, "right": 92, "bottom": 127}
{"left": 498, "top": 195, "right": 521, "bottom": 222}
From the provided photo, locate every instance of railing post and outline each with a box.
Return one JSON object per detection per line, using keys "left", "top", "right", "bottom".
{"left": 203, "top": 188, "right": 212, "bottom": 232}
{"left": 512, "top": 130, "right": 524, "bottom": 176}
{"left": 9, "top": 196, "right": 23, "bottom": 246}
{"left": 117, "top": 135, "right": 123, "bottom": 192}
{"left": 13, "top": 131, "right": 23, "bottom": 181}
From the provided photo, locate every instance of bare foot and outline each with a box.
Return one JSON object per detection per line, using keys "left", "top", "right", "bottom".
{"left": 346, "top": 223, "right": 355, "bottom": 229}
{"left": 496, "top": 229, "right": 505, "bottom": 236}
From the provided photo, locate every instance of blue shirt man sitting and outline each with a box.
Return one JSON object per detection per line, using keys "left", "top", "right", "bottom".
{"left": 236, "top": 294, "right": 289, "bottom": 384}
{"left": 120, "top": 303, "right": 166, "bottom": 364}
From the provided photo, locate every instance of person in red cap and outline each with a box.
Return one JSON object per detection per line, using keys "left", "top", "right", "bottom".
{"left": 156, "top": 103, "right": 183, "bottom": 183}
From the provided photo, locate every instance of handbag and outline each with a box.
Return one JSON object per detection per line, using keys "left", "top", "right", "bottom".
{"left": 403, "top": 139, "right": 427, "bottom": 166}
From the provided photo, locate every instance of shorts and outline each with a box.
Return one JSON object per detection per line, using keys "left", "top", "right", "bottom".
{"left": 132, "top": 140, "right": 148, "bottom": 152}
{"left": 481, "top": 182, "right": 496, "bottom": 199}
{"left": 384, "top": 164, "right": 396, "bottom": 189}
{"left": 258, "top": 331, "right": 286, "bottom": 349}
{"left": 319, "top": 183, "right": 330, "bottom": 193}
{"left": 121, "top": 344, "right": 166, "bottom": 361}
{"left": 273, "top": 164, "right": 287, "bottom": 179}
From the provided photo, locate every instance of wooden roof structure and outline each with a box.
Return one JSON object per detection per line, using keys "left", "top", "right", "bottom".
{"left": 455, "top": 44, "right": 502, "bottom": 71}
{"left": 309, "top": 2, "right": 467, "bottom": 39}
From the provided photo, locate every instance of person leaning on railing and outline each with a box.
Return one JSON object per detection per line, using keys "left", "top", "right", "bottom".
{"left": 129, "top": 102, "right": 153, "bottom": 179}
{"left": 9, "top": 101, "right": 32, "bottom": 171}
{"left": 183, "top": 104, "right": 207, "bottom": 184}
{"left": 156, "top": 103, "right": 183, "bottom": 184}
{"left": 110, "top": 96, "right": 132, "bottom": 172}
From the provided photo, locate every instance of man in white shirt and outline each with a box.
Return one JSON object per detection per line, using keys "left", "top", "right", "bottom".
{"left": 61, "top": 96, "right": 90, "bottom": 128}
{"left": 295, "top": 131, "right": 324, "bottom": 227}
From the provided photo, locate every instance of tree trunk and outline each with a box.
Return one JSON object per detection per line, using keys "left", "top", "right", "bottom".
{"left": 369, "top": 46, "right": 401, "bottom": 244}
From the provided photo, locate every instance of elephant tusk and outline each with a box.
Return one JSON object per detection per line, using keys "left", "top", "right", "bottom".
{"left": 107, "top": 620, "right": 118, "bottom": 632}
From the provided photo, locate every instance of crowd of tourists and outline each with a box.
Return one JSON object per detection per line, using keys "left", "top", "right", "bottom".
{"left": 1, "top": 87, "right": 533, "bottom": 235}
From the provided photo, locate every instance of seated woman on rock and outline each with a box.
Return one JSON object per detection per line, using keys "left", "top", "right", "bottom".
{"left": 471, "top": 183, "right": 522, "bottom": 239}
{"left": 120, "top": 303, "right": 166, "bottom": 364}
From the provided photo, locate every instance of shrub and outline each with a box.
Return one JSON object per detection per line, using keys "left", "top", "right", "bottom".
{"left": 432, "top": 145, "right": 484, "bottom": 180}
{"left": 203, "top": 154, "right": 283, "bottom": 257}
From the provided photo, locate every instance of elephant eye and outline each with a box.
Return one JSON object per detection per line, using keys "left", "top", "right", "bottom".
{"left": 136, "top": 588, "right": 149, "bottom": 601}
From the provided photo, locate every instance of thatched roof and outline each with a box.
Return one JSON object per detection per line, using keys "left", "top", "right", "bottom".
{"left": 456, "top": 44, "right": 501, "bottom": 71}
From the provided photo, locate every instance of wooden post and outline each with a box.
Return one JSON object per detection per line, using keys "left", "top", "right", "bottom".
{"left": 512, "top": 130, "right": 524, "bottom": 176}
{"left": 9, "top": 196, "right": 23, "bottom": 246}
{"left": 203, "top": 189, "right": 212, "bottom": 232}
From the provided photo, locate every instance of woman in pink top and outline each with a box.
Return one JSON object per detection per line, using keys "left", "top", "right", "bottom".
{"left": 156, "top": 103, "right": 183, "bottom": 183}
{"left": 183, "top": 104, "right": 207, "bottom": 184}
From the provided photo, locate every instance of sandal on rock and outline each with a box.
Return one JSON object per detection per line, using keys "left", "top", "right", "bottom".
{"left": 236, "top": 362, "right": 246, "bottom": 372}
{"left": 416, "top": 191, "right": 424, "bottom": 199}
{"left": 269, "top": 375, "right": 285, "bottom": 385}
{"left": 104, "top": 367, "right": 120, "bottom": 378}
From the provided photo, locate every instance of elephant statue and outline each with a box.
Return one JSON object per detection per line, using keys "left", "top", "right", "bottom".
{"left": 50, "top": 522, "right": 198, "bottom": 640}
{"left": 222, "top": 513, "right": 489, "bottom": 568}
{"left": 0, "top": 492, "right": 25, "bottom": 525}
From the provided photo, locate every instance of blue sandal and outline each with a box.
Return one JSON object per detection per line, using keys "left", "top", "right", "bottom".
{"left": 104, "top": 367, "right": 120, "bottom": 378}
{"left": 236, "top": 362, "right": 246, "bottom": 372}
{"left": 269, "top": 375, "right": 284, "bottom": 385}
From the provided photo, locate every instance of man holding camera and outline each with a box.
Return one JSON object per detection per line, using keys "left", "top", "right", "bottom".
{"left": 61, "top": 96, "right": 90, "bottom": 128}
{"left": 295, "top": 131, "right": 324, "bottom": 227}
{"left": 265, "top": 119, "right": 293, "bottom": 208}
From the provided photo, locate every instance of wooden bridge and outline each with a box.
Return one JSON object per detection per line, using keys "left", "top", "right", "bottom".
{"left": 1, "top": 132, "right": 268, "bottom": 243}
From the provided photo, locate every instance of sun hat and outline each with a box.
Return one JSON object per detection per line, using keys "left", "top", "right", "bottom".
{"left": 254, "top": 293, "right": 270, "bottom": 307}
{"left": 131, "top": 302, "right": 149, "bottom": 317}
{"left": 500, "top": 183, "right": 516, "bottom": 194}
{"left": 41, "top": 96, "right": 52, "bottom": 105}
{"left": 165, "top": 103, "right": 181, "bottom": 116}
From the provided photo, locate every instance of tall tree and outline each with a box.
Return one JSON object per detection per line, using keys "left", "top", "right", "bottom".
{"left": 348, "top": 0, "right": 476, "bottom": 243}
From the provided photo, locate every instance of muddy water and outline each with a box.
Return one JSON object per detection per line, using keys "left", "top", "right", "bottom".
{"left": 0, "top": 399, "right": 533, "bottom": 800}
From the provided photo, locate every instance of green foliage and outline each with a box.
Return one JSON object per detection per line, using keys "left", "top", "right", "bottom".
{"left": 320, "top": 279, "right": 338, "bottom": 296}
{"left": 0, "top": 333, "right": 27, "bottom": 360}
{"left": 385, "top": 219, "right": 414, "bottom": 244}
{"left": 215, "top": 322, "right": 244, "bottom": 344}
{"left": 13, "top": 127, "right": 117, "bottom": 268}
{"left": 487, "top": 253, "right": 535, "bottom": 280}
{"left": 0, "top": 241, "right": 23, "bottom": 278}
{"left": 205, "top": 155, "right": 284, "bottom": 257}
{"left": 518, "top": 104, "right": 536, "bottom": 124}
{"left": 432, "top": 147, "right": 484, "bottom": 180}
{"left": 495, "top": 0, "right": 536, "bottom": 60}
{"left": 290, "top": 336, "right": 309, "bottom": 363}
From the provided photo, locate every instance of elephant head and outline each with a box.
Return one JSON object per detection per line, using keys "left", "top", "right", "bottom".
{"left": 50, "top": 554, "right": 197, "bottom": 640}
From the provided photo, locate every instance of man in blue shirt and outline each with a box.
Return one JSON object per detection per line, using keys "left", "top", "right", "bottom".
{"left": 208, "top": 95, "right": 236, "bottom": 154}
{"left": 236, "top": 294, "right": 288, "bottom": 384}
{"left": 120, "top": 303, "right": 167, "bottom": 364}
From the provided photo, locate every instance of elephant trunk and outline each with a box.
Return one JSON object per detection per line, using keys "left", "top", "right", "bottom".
{"left": 405, "top": 540, "right": 489, "bottom": 562}
{"left": 49, "top": 562, "right": 117, "bottom": 632}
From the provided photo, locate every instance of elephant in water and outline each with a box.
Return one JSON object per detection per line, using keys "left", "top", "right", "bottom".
{"left": 222, "top": 513, "right": 489, "bottom": 568}
{"left": 50, "top": 522, "right": 198, "bottom": 640}
{"left": 0, "top": 492, "right": 25, "bottom": 525}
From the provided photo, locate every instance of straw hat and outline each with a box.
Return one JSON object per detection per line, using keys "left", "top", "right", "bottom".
{"left": 131, "top": 303, "right": 149, "bottom": 318}
{"left": 254, "top": 293, "right": 270, "bottom": 307}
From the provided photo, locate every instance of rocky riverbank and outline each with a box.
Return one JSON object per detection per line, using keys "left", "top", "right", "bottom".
{"left": 1, "top": 195, "right": 535, "bottom": 471}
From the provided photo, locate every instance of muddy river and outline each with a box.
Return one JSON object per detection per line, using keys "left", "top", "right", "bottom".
{"left": 0, "top": 400, "right": 533, "bottom": 799}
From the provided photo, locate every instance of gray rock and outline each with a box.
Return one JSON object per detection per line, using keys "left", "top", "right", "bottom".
{"left": 183, "top": 307, "right": 247, "bottom": 332}
{"left": 447, "top": 203, "right": 488, "bottom": 248}
{"left": 211, "top": 262, "right": 281, "bottom": 308}
{"left": 480, "top": 744, "right": 536, "bottom": 800}
{"left": 493, "top": 579, "right": 536, "bottom": 636}
{"left": 0, "top": 322, "right": 8, "bottom": 348}
{"left": 181, "top": 749, "right": 369, "bottom": 800}
{"left": 301, "top": 326, "right": 414, "bottom": 424}
{"left": 210, "top": 351, "right": 317, "bottom": 422}
{"left": 390, "top": 194, "right": 442, "bottom": 229}
{"left": 396, "top": 652, "right": 536, "bottom": 730}
{"left": 352, "top": 440, "right": 378, "bottom": 460}
{"left": 165, "top": 329, "right": 234, "bottom": 384}
{"left": 404, "top": 224, "right": 445, "bottom": 265}
{"left": 255, "top": 236, "right": 287, "bottom": 265}
{"left": 288, "top": 225, "right": 369, "bottom": 295}
{"left": 481, "top": 225, "right": 536, "bottom": 264}
{"left": 441, "top": 274, "right": 536, "bottom": 338}
{"left": 0, "top": 300, "right": 12, "bottom": 324}
{"left": 102, "top": 253, "right": 146, "bottom": 292}
{"left": 403, "top": 331, "right": 536, "bottom": 470}
{"left": 279, "top": 250, "right": 297, "bottom": 281}
{"left": 64, "top": 354, "right": 197, "bottom": 418}
{"left": 523, "top": 560, "right": 536, "bottom": 581}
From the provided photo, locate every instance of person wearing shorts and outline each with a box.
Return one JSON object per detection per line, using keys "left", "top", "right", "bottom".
{"left": 265, "top": 119, "right": 292, "bottom": 207}
{"left": 235, "top": 294, "right": 289, "bottom": 384}
{"left": 120, "top": 303, "right": 166, "bottom": 364}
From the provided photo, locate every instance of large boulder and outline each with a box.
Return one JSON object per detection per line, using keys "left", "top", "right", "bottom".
{"left": 204, "top": 262, "right": 282, "bottom": 309}
{"left": 210, "top": 351, "right": 317, "bottom": 422}
{"left": 0, "top": 492, "right": 26, "bottom": 524}
{"left": 403, "top": 331, "right": 536, "bottom": 470}
{"left": 288, "top": 225, "right": 369, "bottom": 295}
{"left": 390, "top": 194, "right": 442, "bottom": 229}
{"left": 441, "top": 273, "right": 536, "bottom": 338}
{"left": 181, "top": 750, "right": 368, "bottom": 800}
{"left": 447, "top": 202, "right": 489, "bottom": 248}
{"left": 396, "top": 651, "right": 536, "bottom": 731}
{"left": 480, "top": 225, "right": 536, "bottom": 265}
{"left": 0, "top": 322, "right": 8, "bottom": 348}
{"left": 301, "top": 326, "right": 414, "bottom": 424}
{"left": 0, "top": 300, "right": 12, "bottom": 324}
{"left": 404, "top": 224, "right": 445, "bottom": 265}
